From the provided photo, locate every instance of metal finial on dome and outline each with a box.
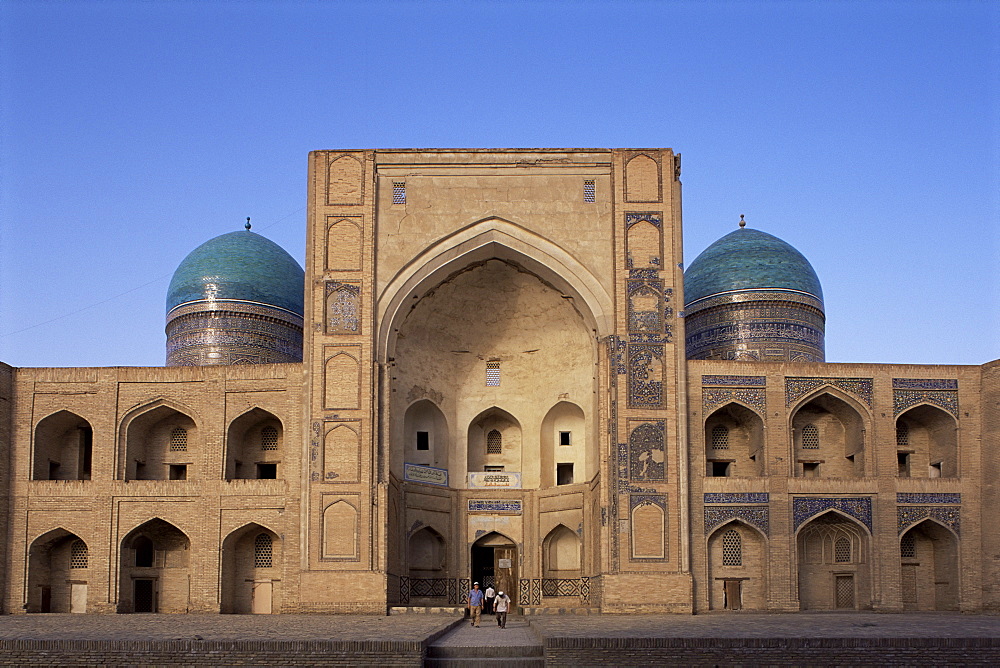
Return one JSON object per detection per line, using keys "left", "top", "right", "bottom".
{"left": 739, "top": 214, "right": 746, "bottom": 228}
{"left": 245, "top": 217, "right": 252, "bottom": 231}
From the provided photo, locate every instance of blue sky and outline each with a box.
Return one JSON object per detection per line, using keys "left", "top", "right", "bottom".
{"left": 1, "top": 0, "right": 997, "bottom": 368}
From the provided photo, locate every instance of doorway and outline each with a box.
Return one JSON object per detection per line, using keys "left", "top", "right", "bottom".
{"left": 723, "top": 579, "right": 743, "bottom": 610}
{"left": 133, "top": 578, "right": 156, "bottom": 613}
{"left": 471, "top": 532, "right": 517, "bottom": 604}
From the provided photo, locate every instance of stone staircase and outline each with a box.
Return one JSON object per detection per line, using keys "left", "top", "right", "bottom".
{"left": 423, "top": 616, "right": 544, "bottom": 667}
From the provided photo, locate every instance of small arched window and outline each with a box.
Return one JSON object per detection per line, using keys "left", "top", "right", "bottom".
{"left": 69, "top": 540, "right": 88, "bottom": 569}
{"left": 486, "top": 429, "right": 502, "bottom": 454}
{"left": 711, "top": 425, "right": 729, "bottom": 450}
{"left": 834, "top": 536, "right": 851, "bottom": 563}
{"left": 261, "top": 426, "right": 278, "bottom": 451}
{"left": 721, "top": 529, "right": 742, "bottom": 566}
{"left": 254, "top": 533, "right": 273, "bottom": 568}
{"left": 801, "top": 424, "right": 819, "bottom": 449}
{"left": 895, "top": 422, "right": 909, "bottom": 448}
{"left": 169, "top": 427, "right": 188, "bottom": 452}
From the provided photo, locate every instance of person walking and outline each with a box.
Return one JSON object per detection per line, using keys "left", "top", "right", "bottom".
{"left": 466, "top": 582, "right": 484, "bottom": 627}
{"left": 494, "top": 590, "right": 511, "bottom": 628}
{"left": 484, "top": 584, "right": 496, "bottom": 615}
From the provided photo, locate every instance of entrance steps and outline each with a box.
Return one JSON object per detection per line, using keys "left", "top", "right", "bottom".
{"left": 521, "top": 606, "right": 597, "bottom": 615}
{"left": 390, "top": 605, "right": 466, "bottom": 615}
{"left": 424, "top": 617, "right": 543, "bottom": 667}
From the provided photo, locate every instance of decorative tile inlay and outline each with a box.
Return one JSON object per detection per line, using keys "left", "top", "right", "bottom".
{"left": 629, "top": 494, "right": 666, "bottom": 510}
{"left": 629, "top": 420, "right": 665, "bottom": 481}
{"left": 785, "top": 377, "right": 873, "bottom": 408}
{"left": 704, "top": 493, "right": 769, "bottom": 504}
{"left": 325, "top": 281, "right": 361, "bottom": 334}
{"left": 704, "top": 506, "right": 769, "bottom": 536}
{"left": 897, "top": 493, "right": 961, "bottom": 504}
{"left": 702, "top": 375, "right": 766, "bottom": 387}
{"left": 703, "top": 387, "right": 766, "bottom": 415}
{"left": 893, "top": 378, "right": 959, "bottom": 390}
{"left": 897, "top": 506, "right": 960, "bottom": 535}
{"left": 309, "top": 421, "right": 322, "bottom": 481}
{"left": 627, "top": 344, "right": 665, "bottom": 409}
{"left": 468, "top": 499, "right": 522, "bottom": 514}
{"left": 625, "top": 212, "right": 662, "bottom": 229}
{"left": 793, "top": 497, "right": 872, "bottom": 532}
{"left": 893, "top": 389, "right": 959, "bottom": 417}
{"left": 627, "top": 278, "right": 664, "bottom": 334}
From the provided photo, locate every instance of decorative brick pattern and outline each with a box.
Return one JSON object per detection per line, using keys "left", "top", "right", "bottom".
{"left": 627, "top": 344, "right": 665, "bottom": 409}
{"left": 325, "top": 282, "right": 361, "bottom": 334}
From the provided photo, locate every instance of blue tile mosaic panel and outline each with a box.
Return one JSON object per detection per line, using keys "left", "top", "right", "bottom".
{"left": 704, "top": 493, "right": 769, "bottom": 504}
{"left": 630, "top": 494, "right": 666, "bottom": 510}
{"left": 702, "top": 375, "right": 767, "bottom": 387}
{"left": 785, "top": 377, "right": 873, "bottom": 408}
{"left": 326, "top": 281, "right": 361, "bottom": 334}
{"left": 627, "top": 344, "right": 666, "bottom": 409}
{"left": 629, "top": 420, "right": 665, "bottom": 481}
{"left": 893, "top": 389, "right": 959, "bottom": 417}
{"left": 793, "top": 496, "right": 872, "bottom": 532}
{"left": 897, "top": 506, "right": 960, "bottom": 535}
{"left": 704, "top": 506, "right": 769, "bottom": 536}
{"left": 702, "top": 387, "right": 767, "bottom": 415}
{"left": 897, "top": 493, "right": 961, "bottom": 504}
{"left": 468, "top": 499, "right": 523, "bottom": 514}
{"left": 627, "top": 278, "right": 664, "bottom": 334}
{"left": 893, "top": 378, "right": 959, "bottom": 390}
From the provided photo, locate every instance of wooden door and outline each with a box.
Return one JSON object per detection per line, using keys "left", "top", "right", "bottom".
{"left": 251, "top": 580, "right": 273, "bottom": 614}
{"left": 70, "top": 583, "right": 87, "bottom": 613}
{"left": 494, "top": 547, "right": 517, "bottom": 604}
{"left": 724, "top": 580, "right": 742, "bottom": 610}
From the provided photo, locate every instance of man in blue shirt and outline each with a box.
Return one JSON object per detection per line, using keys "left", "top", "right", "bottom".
{"left": 466, "top": 582, "right": 485, "bottom": 627}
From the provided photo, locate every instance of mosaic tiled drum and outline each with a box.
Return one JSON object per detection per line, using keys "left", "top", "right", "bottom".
{"left": 683, "top": 221, "right": 825, "bottom": 362}
{"left": 165, "top": 230, "right": 305, "bottom": 366}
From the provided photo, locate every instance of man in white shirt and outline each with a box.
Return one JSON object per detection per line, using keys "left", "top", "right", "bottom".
{"left": 494, "top": 590, "right": 511, "bottom": 628}
{"left": 484, "top": 584, "right": 496, "bottom": 614}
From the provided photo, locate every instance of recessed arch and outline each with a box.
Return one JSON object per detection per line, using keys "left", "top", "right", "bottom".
{"left": 27, "top": 528, "right": 89, "bottom": 613}
{"left": 221, "top": 522, "right": 282, "bottom": 614}
{"left": 542, "top": 524, "right": 581, "bottom": 579}
{"left": 401, "top": 399, "right": 449, "bottom": 470}
{"left": 704, "top": 402, "right": 765, "bottom": 478}
{"left": 118, "top": 518, "right": 191, "bottom": 613}
{"left": 377, "top": 217, "right": 613, "bottom": 361}
{"left": 118, "top": 399, "right": 199, "bottom": 481}
{"left": 706, "top": 520, "right": 767, "bottom": 611}
{"left": 32, "top": 410, "right": 93, "bottom": 480}
{"left": 899, "top": 518, "right": 959, "bottom": 611}
{"left": 540, "top": 401, "right": 587, "bottom": 487}
{"left": 467, "top": 406, "right": 522, "bottom": 475}
{"left": 407, "top": 526, "right": 446, "bottom": 577}
{"left": 225, "top": 407, "right": 284, "bottom": 480}
{"left": 796, "top": 511, "right": 871, "bottom": 610}
{"left": 895, "top": 404, "right": 958, "bottom": 478}
{"left": 790, "top": 390, "right": 870, "bottom": 479}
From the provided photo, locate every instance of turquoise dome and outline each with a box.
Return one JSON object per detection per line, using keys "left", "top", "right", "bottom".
{"left": 684, "top": 227, "right": 823, "bottom": 306}
{"left": 166, "top": 231, "right": 304, "bottom": 315}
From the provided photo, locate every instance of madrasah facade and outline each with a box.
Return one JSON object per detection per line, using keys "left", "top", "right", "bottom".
{"left": 1, "top": 148, "right": 997, "bottom": 615}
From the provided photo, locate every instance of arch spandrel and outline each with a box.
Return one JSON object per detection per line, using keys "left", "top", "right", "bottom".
{"left": 377, "top": 218, "right": 613, "bottom": 361}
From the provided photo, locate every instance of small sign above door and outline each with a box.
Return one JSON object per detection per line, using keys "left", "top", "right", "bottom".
{"left": 468, "top": 471, "right": 522, "bottom": 489}
{"left": 497, "top": 558, "right": 512, "bottom": 569}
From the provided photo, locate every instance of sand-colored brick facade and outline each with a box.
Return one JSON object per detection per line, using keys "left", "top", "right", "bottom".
{"left": 0, "top": 149, "right": 996, "bottom": 615}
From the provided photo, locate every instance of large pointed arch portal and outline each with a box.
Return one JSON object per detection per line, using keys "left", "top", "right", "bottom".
{"left": 377, "top": 218, "right": 613, "bottom": 361}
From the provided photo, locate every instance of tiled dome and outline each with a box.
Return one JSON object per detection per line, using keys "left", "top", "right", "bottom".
{"left": 166, "top": 231, "right": 304, "bottom": 316}
{"left": 684, "top": 227, "right": 823, "bottom": 308}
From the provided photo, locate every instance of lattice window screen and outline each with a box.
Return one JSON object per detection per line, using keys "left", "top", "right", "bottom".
{"left": 486, "top": 429, "right": 502, "bottom": 454}
{"left": 169, "top": 427, "right": 188, "bottom": 452}
{"left": 900, "top": 533, "right": 916, "bottom": 558}
{"left": 261, "top": 426, "right": 278, "bottom": 451}
{"left": 801, "top": 424, "right": 819, "bottom": 449}
{"left": 486, "top": 360, "right": 500, "bottom": 387}
{"left": 896, "top": 422, "right": 909, "bottom": 448}
{"left": 69, "top": 540, "right": 88, "bottom": 569}
{"left": 711, "top": 425, "right": 730, "bottom": 450}
{"left": 721, "top": 529, "right": 742, "bottom": 566}
{"left": 254, "top": 533, "right": 273, "bottom": 568}
{"left": 392, "top": 182, "right": 406, "bottom": 204}
{"left": 583, "top": 179, "right": 595, "bottom": 202}
{"left": 834, "top": 536, "right": 851, "bottom": 563}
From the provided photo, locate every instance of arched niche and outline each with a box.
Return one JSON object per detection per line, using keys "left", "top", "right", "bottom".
{"left": 630, "top": 502, "right": 665, "bottom": 560}
{"left": 796, "top": 511, "right": 871, "bottom": 610}
{"left": 325, "top": 353, "right": 360, "bottom": 409}
{"left": 625, "top": 154, "right": 659, "bottom": 202}
{"left": 402, "top": 400, "right": 449, "bottom": 470}
{"left": 899, "top": 519, "right": 959, "bottom": 611}
{"left": 327, "top": 154, "right": 362, "bottom": 205}
{"left": 376, "top": 218, "right": 613, "bottom": 363}
{"left": 221, "top": 523, "right": 282, "bottom": 614}
{"left": 704, "top": 403, "right": 765, "bottom": 478}
{"left": 322, "top": 501, "right": 358, "bottom": 559}
{"left": 225, "top": 408, "right": 283, "bottom": 480}
{"left": 407, "top": 526, "right": 446, "bottom": 578}
{"left": 706, "top": 521, "right": 767, "bottom": 611}
{"left": 895, "top": 405, "right": 958, "bottom": 478}
{"left": 542, "top": 525, "right": 581, "bottom": 579}
{"left": 540, "top": 401, "right": 586, "bottom": 488}
{"left": 791, "top": 391, "right": 868, "bottom": 479}
{"left": 626, "top": 220, "right": 661, "bottom": 269}
{"left": 467, "top": 407, "right": 521, "bottom": 476}
{"left": 118, "top": 518, "right": 191, "bottom": 613}
{"left": 120, "top": 402, "right": 197, "bottom": 481}
{"left": 33, "top": 410, "right": 93, "bottom": 481}
{"left": 471, "top": 531, "right": 517, "bottom": 600}
{"left": 326, "top": 219, "right": 362, "bottom": 271}
{"left": 27, "top": 528, "right": 89, "bottom": 613}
